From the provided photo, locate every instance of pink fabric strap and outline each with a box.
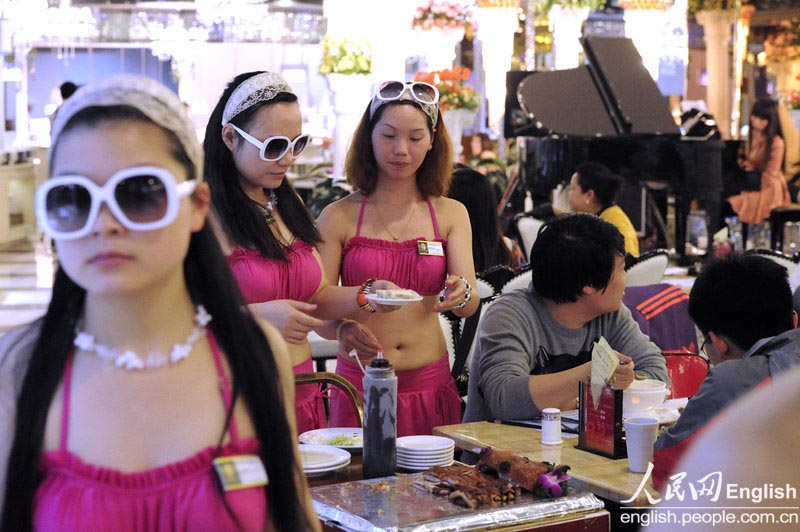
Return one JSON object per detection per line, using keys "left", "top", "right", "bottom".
{"left": 60, "top": 353, "right": 75, "bottom": 452}
{"left": 425, "top": 198, "right": 440, "bottom": 239}
{"left": 207, "top": 331, "right": 239, "bottom": 442}
{"left": 355, "top": 196, "right": 368, "bottom": 238}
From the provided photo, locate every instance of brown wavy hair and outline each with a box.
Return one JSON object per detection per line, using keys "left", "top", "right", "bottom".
{"left": 345, "top": 100, "right": 453, "bottom": 196}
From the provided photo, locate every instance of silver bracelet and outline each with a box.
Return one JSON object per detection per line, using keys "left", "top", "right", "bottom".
{"left": 335, "top": 319, "right": 353, "bottom": 341}
{"left": 454, "top": 276, "right": 472, "bottom": 310}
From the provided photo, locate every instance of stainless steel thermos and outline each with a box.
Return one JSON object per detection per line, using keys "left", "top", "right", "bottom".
{"left": 362, "top": 358, "right": 397, "bottom": 479}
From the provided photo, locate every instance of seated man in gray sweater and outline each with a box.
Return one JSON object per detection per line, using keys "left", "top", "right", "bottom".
{"left": 652, "top": 253, "right": 800, "bottom": 490}
{"left": 463, "top": 213, "right": 668, "bottom": 424}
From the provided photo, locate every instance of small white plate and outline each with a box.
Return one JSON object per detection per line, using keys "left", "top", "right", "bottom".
{"left": 397, "top": 456, "right": 454, "bottom": 467}
{"left": 397, "top": 459, "right": 454, "bottom": 472}
{"left": 397, "top": 435, "right": 455, "bottom": 452}
{"left": 299, "top": 427, "right": 363, "bottom": 452}
{"left": 304, "top": 459, "right": 351, "bottom": 478}
{"left": 366, "top": 291, "right": 423, "bottom": 306}
{"left": 396, "top": 448, "right": 454, "bottom": 459}
{"left": 298, "top": 444, "right": 351, "bottom": 471}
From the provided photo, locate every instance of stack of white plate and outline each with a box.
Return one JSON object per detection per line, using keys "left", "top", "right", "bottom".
{"left": 396, "top": 435, "right": 455, "bottom": 471}
{"left": 298, "top": 444, "right": 351, "bottom": 478}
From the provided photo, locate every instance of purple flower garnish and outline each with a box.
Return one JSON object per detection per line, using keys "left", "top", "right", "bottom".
{"left": 536, "top": 466, "right": 571, "bottom": 498}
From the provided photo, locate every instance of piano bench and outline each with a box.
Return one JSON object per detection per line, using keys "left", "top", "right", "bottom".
{"left": 769, "top": 205, "right": 800, "bottom": 251}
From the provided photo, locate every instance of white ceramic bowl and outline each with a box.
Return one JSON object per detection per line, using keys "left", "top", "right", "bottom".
{"left": 623, "top": 379, "right": 670, "bottom": 416}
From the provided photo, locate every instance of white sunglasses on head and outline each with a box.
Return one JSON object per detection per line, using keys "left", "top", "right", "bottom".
{"left": 229, "top": 124, "right": 309, "bottom": 162}
{"left": 35, "top": 166, "right": 197, "bottom": 240}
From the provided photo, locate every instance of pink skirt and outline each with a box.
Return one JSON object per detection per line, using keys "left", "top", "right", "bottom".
{"left": 293, "top": 358, "right": 327, "bottom": 434}
{"left": 330, "top": 355, "right": 462, "bottom": 437}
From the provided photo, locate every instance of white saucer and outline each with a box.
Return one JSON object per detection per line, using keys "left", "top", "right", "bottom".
{"left": 298, "top": 444, "right": 351, "bottom": 471}
{"left": 397, "top": 435, "right": 455, "bottom": 452}
{"left": 396, "top": 448, "right": 453, "bottom": 459}
{"left": 299, "top": 427, "right": 363, "bottom": 452}
{"left": 304, "top": 458, "right": 351, "bottom": 478}
{"left": 397, "top": 458, "right": 454, "bottom": 472}
{"left": 366, "top": 292, "right": 423, "bottom": 306}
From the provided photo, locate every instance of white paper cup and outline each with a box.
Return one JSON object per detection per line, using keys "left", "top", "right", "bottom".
{"left": 624, "top": 417, "right": 659, "bottom": 473}
{"left": 541, "top": 407, "right": 562, "bottom": 445}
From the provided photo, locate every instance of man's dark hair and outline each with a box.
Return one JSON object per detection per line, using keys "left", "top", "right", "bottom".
{"left": 688, "top": 253, "right": 794, "bottom": 350}
{"left": 60, "top": 81, "right": 79, "bottom": 100}
{"left": 574, "top": 161, "right": 623, "bottom": 208}
{"left": 531, "top": 213, "right": 625, "bottom": 303}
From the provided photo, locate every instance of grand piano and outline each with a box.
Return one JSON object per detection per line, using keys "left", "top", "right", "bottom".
{"left": 510, "top": 36, "right": 735, "bottom": 264}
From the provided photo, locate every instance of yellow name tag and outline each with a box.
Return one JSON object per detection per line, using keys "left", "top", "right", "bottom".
{"left": 417, "top": 240, "right": 444, "bottom": 256}
{"left": 213, "top": 455, "right": 269, "bottom": 492}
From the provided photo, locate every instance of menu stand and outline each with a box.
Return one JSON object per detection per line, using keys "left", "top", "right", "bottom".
{"left": 576, "top": 380, "right": 627, "bottom": 459}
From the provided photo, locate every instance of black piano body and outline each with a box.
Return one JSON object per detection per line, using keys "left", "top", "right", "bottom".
{"left": 512, "top": 36, "right": 737, "bottom": 263}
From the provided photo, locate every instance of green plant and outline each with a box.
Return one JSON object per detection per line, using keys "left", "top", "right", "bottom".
{"left": 318, "top": 37, "right": 371, "bottom": 75}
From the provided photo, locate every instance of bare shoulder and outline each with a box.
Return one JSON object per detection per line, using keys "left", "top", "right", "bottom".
{"left": 317, "top": 191, "right": 363, "bottom": 224}
{"left": 430, "top": 195, "right": 469, "bottom": 228}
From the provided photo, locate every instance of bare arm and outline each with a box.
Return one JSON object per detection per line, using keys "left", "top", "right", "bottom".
{"left": 434, "top": 198, "right": 479, "bottom": 318}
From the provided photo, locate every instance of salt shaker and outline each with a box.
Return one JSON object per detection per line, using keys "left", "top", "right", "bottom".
{"left": 362, "top": 357, "right": 397, "bottom": 479}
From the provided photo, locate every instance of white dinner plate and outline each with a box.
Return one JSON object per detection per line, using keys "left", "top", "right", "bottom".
{"left": 304, "top": 459, "right": 352, "bottom": 478}
{"left": 366, "top": 291, "right": 423, "bottom": 306}
{"left": 298, "top": 444, "right": 351, "bottom": 471}
{"left": 298, "top": 427, "right": 363, "bottom": 452}
{"left": 397, "top": 435, "right": 455, "bottom": 452}
{"left": 397, "top": 459, "right": 454, "bottom": 472}
{"left": 396, "top": 448, "right": 454, "bottom": 459}
{"left": 397, "top": 457, "right": 454, "bottom": 467}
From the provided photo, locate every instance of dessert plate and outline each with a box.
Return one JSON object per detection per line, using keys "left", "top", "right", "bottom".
{"left": 299, "top": 427, "right": 363, "bottom": 452}
{"left": 298, "top": 444, "right": 351, "bottom": 471}
{"left": 366, "top": 290, "right": 423, "bottom": 306}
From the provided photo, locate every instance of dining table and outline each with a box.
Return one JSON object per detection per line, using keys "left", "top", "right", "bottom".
{"left": 433, "top": 421, "right": 661, "bottom": 507}
{"left": 306, "top": 448, "right": 610, "bottom": 531}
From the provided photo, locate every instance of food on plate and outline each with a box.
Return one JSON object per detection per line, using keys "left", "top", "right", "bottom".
{"left": 413, "top": 448, "right": 571, "bottom": 509}
{"left": 373, "top": 289, "right": 420, "bottom": 300}
{"left": 324, "top": 434, "right": 363, "bottom": 447}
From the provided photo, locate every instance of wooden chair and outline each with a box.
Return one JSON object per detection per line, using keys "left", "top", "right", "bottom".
{"left": 663, "top": 350, "right": 710, "bottom": 399}
{"left": 295, "top": 372, "right": 364, "bottom": 427}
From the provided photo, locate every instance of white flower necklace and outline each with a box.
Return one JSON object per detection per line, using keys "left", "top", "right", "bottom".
{"left": 74, "top": 305, "right": 212, "bottom": 371}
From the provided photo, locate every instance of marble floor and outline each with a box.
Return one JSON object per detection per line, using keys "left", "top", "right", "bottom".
{"left": 0, "top": 237, "right": 56, "bottom": 336}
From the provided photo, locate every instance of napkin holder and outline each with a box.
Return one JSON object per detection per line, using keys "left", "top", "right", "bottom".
{"left": 576, "top": 380, "right": 626, "bottom": 459}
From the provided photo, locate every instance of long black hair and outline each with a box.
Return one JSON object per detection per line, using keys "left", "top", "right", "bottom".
{"left": 1, "top": 107, "right": 312, "bottom": 531}
{"left": 749, "top": 97, "right": 785, "bottom": 172}
{"left": 204, "top": 71, "right": 320, "bottom": 261}
{"left": 448, "top": 165, "right": 513, "bottom": 272}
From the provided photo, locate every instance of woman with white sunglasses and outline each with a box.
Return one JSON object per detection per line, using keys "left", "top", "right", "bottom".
{"left": 316, "top": 81, "right": 479, "bottom": 436}
{"left": 0, "top": 75, "right": 319, "bottom": 530}
{"left": 204, "top": 71, "right": 398, "bottom": 434}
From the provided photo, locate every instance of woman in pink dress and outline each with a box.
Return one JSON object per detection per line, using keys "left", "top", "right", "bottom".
{"left": 0, "top": 75, "right": 318, "bottom": 531}
{"left": 204, "top": 72, "right": 396, "bottom": 434}
{"left": 728, "top": 98, "right": 790, "bottom": 224}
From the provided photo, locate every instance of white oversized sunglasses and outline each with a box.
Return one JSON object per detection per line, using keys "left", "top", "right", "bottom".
{"left": 374, "top": 81, "right": 439, "bottom": 105}
{"left": 229, "top": 124, "right": 310, "bottom": 162}
{"left": 35, "top": 166, "right": 197, "bottom": 240}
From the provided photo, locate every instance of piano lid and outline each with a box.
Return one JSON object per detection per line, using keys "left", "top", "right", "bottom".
{"left": 517, "top": 36, "right": 680, "bottom": 138}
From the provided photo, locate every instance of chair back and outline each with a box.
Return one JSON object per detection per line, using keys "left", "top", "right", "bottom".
{"left": 625, "top": 249, "right": 669, "bottom": 287}
{"left": 745, "top": 248, "right": 799, "bottom": 278}
{"left": 295, "top": 372, "right": 364, "bottom": 427}
{"left": 500, "top": 264, "right": 533, "bottom": 294}
{"left": 663, "top": 350, "right": 710, "bottom": 399}
{"left": 515, "top": 215, "right": 544, "bottom": 261}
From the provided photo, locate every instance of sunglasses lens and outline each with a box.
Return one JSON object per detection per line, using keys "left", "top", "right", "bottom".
{"left": 45, "top": 184, "right": 91, "bottom": 233}
{"left": 378, "top": 81, "right": 405, "bottom": 99}
{"left": 114, "top": 174, "right": 169, "bottom": 224}
{"left": 412, "top": 83, "right": 437, "bottom": 103}
{"left": 292, "top": 135, "right": 310, "bottom": 157}
{"left": 263, "top": 137, "right": 290, "bottom": 160}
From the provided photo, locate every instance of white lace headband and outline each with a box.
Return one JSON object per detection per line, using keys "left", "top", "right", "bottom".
{"left": 221, "top": 72, "right": 295, "bottom": 126}
{"left": 49, "top": 75, "right": 203, "bottom": 182}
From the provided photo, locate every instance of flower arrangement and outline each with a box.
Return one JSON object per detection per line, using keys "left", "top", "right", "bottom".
{"left": 686, "top": 0, "right": 737, "bottom": 15}
{"left": 764, "top": 18, "right": 800, "bottom": 64}
{"left": 318, "top": 36, "right": 372, "bottom": 75}
{"left": 413, "top": 66, "right": 480, "bottom": 112}
{"left": 782, "top": 89, "right": 800, "bottom": 111}
{"left": 412, "top": 1, "right": 470, "bottom": 31}
{"left": 528, "top": 0, "right": 605, "bottom": 10}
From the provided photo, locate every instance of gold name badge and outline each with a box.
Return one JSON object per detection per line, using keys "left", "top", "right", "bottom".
{"left": 417, "top": 240, "right": 444, "bottom": 256}
{"left": 213, "top": 454, "right": 269, "bottom": 492}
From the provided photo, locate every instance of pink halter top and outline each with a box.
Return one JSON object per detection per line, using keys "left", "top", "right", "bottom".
{"left": 228, "top": 239, "right": 321, "bottom": 304}
{"left": 341, "top": 196, "right": 447, "bottom": 295}
{"left": 34, "top": 332, "right": 267, "bottom": 531}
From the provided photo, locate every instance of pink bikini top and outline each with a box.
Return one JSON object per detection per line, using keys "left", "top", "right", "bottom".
{"left": 228, "top": 239, "right": 321, "bottom": 304}
{"left": 341, "top": 196, "right": 447, "bottom": 296}
{"left": 34, "top": 332, "right": 267, "bottom": 532}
